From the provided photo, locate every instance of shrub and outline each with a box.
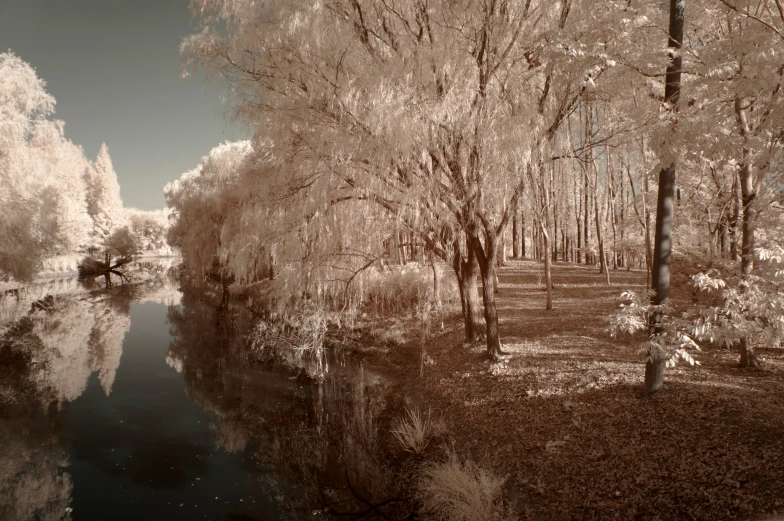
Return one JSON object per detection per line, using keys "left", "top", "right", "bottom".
{"left": 391, "top": 407, "right": 431, "bottom": 454}
{"left": 416, "top": 451, "right": 508, "bottom": 521}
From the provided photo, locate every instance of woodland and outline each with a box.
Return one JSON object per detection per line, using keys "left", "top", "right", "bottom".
{"left": 2, "top": 0, "right": 784, "bottom": 519}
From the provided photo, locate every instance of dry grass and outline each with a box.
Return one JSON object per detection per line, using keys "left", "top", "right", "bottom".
{"left": 391, "top": 407, "right": 432, "bottom": 454}
{"left": 358, "top": 264, "right": 459, "bottom": 317}
{"left": 416, "top": 450, "right": 508, "bottom": 521}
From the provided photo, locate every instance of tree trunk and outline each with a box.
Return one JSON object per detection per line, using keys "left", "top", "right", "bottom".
{"left": 469, "top": 230, "right": 503, "bottom": 358}
{"left": 513, "top": 209, "right": 521, "bottom": 259}
{"left": 584, "top": 171, "right": 590, "bottom": 265}
{"left": 736, "top": 98, "right": 757, "bottom": 279}
{"left": 644, "top": 169, "right": 653, "bottom": 288}
{"left": 735, "top": 96, "right": 761, "bottom": 368}
{"left": 543, "top": 225, "right": 553, "bottom": 310}
{"left": 739, "top": 338, "right": 760, "bottom": 368}
{"left": 646, "top": 0, "right": 684, "bottom": 397}
{"left": 454, "top": 244, "right": 484, "bottom": 344}
{"left": 576, "top": 171, "right": 583, "bottom": 264}
{"left": 430, "top": 250, "right": 442, "bottom": 312}
{"left": 730, "top": 176, "right": 741, "bottom": 261}
{"left": 595, "top": 187, "right": 610, "bottom": 282}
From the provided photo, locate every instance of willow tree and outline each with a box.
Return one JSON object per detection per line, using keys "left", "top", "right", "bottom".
{"left": 182, "top": 0, "right": 634, "bottom": 357}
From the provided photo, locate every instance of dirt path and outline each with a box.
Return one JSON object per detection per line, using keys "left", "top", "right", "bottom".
{"left": 383, "top": 260, "right": 784, "bottom": 521}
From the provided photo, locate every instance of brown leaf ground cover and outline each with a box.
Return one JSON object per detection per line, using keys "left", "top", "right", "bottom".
{"left": 379, "top": 260, "right": 784, "bottom": 521}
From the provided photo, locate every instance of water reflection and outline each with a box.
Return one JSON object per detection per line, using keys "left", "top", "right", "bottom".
{"left": 167, "top": 287, "right": 404, "bottom": 519}
{"left": 1, "top": 268, "right": 402, "bottom": 520}
{"left": 0, "top": 269, "right": 179, "bottom": 521}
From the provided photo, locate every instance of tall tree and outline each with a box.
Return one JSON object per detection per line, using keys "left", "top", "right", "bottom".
{"left": 84, "top": 143, "right": 125, "bottom": 256}
{"left": 0, "top": 52, "right": 93, "bottom": 280}
{"left": 645, "top": 0, "right": 685, "bottom": 397}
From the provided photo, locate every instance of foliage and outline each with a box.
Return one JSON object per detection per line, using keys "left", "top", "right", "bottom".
{"left": 606, "top": 290, "right": 701, "bottom": 368}
{"left": 690, "top": 247, "right": 784, "bottom": 350}
{"left": 355, "top": 264, "right": 458, "bottom": 318}
{"left": 125, "top": 208, "right": 170, "bottom": 254}
{"left": 104, "top": 226, "right": 142, "bottom": 261}
{"left": 165, "top": 141, "right": 253, "bottom": 279}
{"left": 0, "top": 52, "right": 93, "bottom": 280}
{"left": 0, "top": 52, "right": 129, "bottom": 281}
{"left": 84, "top": 143, "right": 125, "bottom": 250}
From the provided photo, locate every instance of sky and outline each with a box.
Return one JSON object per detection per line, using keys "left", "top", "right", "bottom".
{"left": 0, "top": 0, "right": 247, "bottom": 210}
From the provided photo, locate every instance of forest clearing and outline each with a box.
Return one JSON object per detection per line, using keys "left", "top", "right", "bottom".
{"left": 373, "top": 259, "right": 784, "bottom": 520}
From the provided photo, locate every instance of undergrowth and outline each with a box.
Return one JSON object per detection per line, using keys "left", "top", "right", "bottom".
{"left": 416, "top": 450, "right": 510, "bottom": 521}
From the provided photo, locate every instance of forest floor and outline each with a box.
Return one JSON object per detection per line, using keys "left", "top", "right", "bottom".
{"left": 378, "top": 259, "right": 784, "bottom": 521}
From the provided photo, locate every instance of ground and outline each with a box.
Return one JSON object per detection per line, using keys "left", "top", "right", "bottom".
{"left": 377, "top": 260, "right": 784, "bottom": 521}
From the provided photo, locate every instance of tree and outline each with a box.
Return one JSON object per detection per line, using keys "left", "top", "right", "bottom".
{"left": 0, "top": 52, "right": 93, "bottom": 280}
{"left": 84, "top": 143, "right": 125, "bottom": 255}
{"left": 645, "top": 0, "right": 685, "bottom": 396}
{"left": 126, "top": 208, "right": 171, "bottom": 254}
{"left": 180, "top": 0, "right": 635, "bottom": 357}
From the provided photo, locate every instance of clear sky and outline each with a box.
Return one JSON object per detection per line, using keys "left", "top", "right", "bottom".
{"left": 0, "top": 0, "right": 246, "bottom": 210}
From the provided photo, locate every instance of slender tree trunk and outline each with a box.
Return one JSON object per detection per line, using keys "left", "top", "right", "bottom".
{"left": 644, "top": 170, "right": 653, "bottom": 288}
{"left": 646, "top": 0, "right": 684, "bottom": 397}
{"left": 594, "top": 192, "right": 610, "bottom": 283}
{"left": 542, "top": 225, "right": 553, "bottom": 310}
{"left": 735, "top": 96, "right": 761, "bottom": 367}
{"left": 513, "top": 209, "right": 521, "bottom": 259}
{"left": 521, "top": 210, "right": 527, "bottom": 258}
{"left": 575, "top": 168, "right": 583, "bottom": 264}
{"left": 730, "top": 177, "right": 741, "bottom": 261}
{"left": 552, "top": 174, "right": 559, "bottom": 263}
{"left": 430, "top": 250, "right": 442, "bottom": 312}
{"left": 609, "top": 158, "right": 618, "bottom": 270}
{"left": 584, "top": 171, "right": 590, "bottom": 265}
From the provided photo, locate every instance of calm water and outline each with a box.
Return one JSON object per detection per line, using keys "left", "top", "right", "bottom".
{"left": 0, "top": 270, "right": 390, "bottom": 521}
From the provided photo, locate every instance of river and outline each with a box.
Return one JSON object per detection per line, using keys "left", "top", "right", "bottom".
{"left": 0, "top": 266, "right": 394, "bottom": 521}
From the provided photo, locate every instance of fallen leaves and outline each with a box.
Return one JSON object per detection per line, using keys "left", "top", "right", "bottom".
{"left": 398, "top": 260, "right": 784, "bottom": 521}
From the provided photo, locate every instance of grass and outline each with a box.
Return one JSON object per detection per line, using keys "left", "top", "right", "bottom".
{"left": 416, "top": 450, "right": 508, "bottom": 521}
{"left": 391, "top": 407, "right": 432, "bottom": 454}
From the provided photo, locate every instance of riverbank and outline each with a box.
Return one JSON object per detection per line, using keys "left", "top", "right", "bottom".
{"left": 0, "top": 254, "right": 179, "bottom": 290}
{"left": 368, "top": 259, "right": 784, "bottom": 521}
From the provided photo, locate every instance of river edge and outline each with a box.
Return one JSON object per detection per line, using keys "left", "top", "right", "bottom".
{"left": 10, "top": 259, "right": 783, "bottom": 520}
{"left": 231, "top": 259, "right": 784, "bottom": 521}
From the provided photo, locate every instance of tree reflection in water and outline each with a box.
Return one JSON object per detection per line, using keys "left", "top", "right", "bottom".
{"left": 1, "top": 271, "right": 407, "bottom": 520}
{"left": 0, "top": 270, "right": 178, "bottom": 521}
{"left": 167, "top": 287, "right": 409, "bottom": 519}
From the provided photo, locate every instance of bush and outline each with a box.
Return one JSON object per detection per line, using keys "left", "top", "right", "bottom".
{"left": 391, "top": 407, "right": 431, "bottom": 454}
{"left": 416, "top": 451, "right": 509, "bottom": 521}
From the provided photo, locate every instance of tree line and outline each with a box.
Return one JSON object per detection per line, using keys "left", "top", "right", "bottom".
{"left": 0, "top": 52, "right": 171, "bottom": 281}
{"left": 162, "top": 0, "right": 781, "bottom": 387}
